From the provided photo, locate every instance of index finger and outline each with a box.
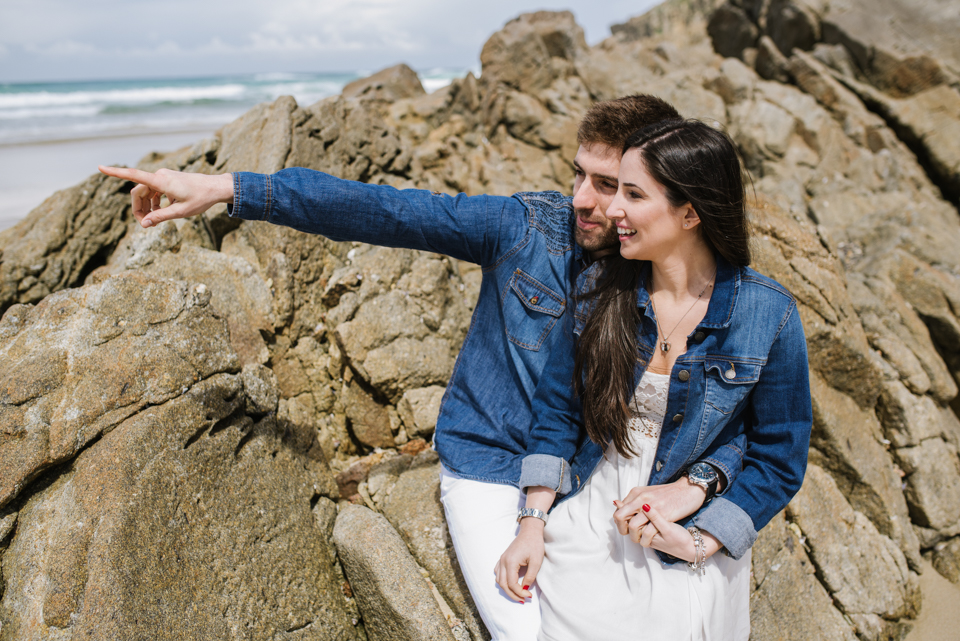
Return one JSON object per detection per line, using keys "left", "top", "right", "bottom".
{"left": 98, "top": 165, "right": 162, "bottom": 190}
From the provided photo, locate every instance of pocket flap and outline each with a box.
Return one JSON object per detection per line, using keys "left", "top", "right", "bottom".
{"left": 704, "top": 358, "right": 762, "bottom": 384}
{"left": 510, "top": 271, "right": 565, "bottom": 318}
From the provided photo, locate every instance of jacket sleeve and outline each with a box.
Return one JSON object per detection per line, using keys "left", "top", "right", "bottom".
{"left": 689, "top": 301, "right": 812, "bottom": 559}
{"left": 518, "top": 312, "right": 581, "bottom": 495}
{"left": 697, "top": 430, "right": 747, "bottom": 494}
{"left": 229, "top": 168, "right": 530, "bottom": 267}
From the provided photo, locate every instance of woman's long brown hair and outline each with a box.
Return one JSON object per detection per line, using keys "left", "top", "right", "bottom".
{"left": 573, "top": 119, "right": 751, "bottom": 457}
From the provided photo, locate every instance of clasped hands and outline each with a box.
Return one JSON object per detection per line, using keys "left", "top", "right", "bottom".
{"left": 611, "top": 479, "right": 707, "bottom": 553}
{"left": 495, "top": 478, "right": 714, "bottom": 603}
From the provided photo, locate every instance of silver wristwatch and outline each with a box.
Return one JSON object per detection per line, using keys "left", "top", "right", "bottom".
{"left": 685, "top": 462, "right": 720, "bottom": 501}
{"left": 517, "top": 507, "right": 549, "bottom": 525}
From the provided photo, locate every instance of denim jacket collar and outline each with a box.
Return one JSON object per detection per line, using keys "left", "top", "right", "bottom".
{"left": 636, "top": 255, "right": 740, "bottom": 330}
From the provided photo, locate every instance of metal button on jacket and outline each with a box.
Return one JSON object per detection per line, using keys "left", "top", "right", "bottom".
{"left": 678, "top": 370, "right": 690, "bottom": 382}
{"left": 672, "top": 413, "right": 683, "bottom": 423}
{"left": 530, "top": 295, "right": 540, "bottom": 305}
{"left": 693, "top": 331, "right": 705, "bottom": 342}
{"left": 655, "top": 461, "right": 664, "bottom": 471}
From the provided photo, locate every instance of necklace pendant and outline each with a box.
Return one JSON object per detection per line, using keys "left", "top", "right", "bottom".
{"left": 660, "top": 340, "right": 670, "bottom": 353}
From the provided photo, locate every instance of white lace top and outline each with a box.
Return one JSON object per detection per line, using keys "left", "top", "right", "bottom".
{"left": 627, "top": 370, "right": 670, "bottom": 440}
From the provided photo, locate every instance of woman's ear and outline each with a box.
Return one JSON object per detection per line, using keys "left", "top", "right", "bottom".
{"left": 680, "top": 204, "right": 701, "bottom": 230}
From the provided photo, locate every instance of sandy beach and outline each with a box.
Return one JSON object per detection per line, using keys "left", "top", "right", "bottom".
{"left": 0, "top": 130, "right": 215, "bottom": 232}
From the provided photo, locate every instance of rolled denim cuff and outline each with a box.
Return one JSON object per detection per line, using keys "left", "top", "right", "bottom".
{"left": 689, "top": 496, "right": 758, "bottom": 559}
{"left": 520, "top": 454, "right": 573, "bottom": 495}
{"left": 227, "top": 171, "right": 272, "bottom": 222}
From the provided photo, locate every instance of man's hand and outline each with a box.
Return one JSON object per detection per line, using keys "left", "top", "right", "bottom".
{"left": 494, "top": 518, "right": 544, "bottom": 603}
{"left": 613, "top": 476, "right": 706, "bottom": 539}
{"left": 98, "top": 166, "right": 234, "bottom": 228}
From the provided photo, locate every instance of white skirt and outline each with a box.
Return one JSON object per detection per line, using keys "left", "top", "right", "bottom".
{"left": 536, "top": 372, "right": 751, "bottom": 641}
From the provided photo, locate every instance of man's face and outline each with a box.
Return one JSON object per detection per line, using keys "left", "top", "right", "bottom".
{"left": 571, "top": 143, "right": 621, "bottom": 255}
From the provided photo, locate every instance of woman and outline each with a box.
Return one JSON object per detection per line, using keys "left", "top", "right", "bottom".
{"left": 496, "top": 119, "right": 812, "bottom": 639}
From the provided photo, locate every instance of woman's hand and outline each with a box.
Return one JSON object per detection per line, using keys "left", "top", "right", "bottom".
{"left": 494, "top": 519, "right": 544, "bottom": 603}
{"left": 612, "top": 477, "right": 708, "bottom": 538}
{"left": 626, "top": 503, "right": 723, "bottom": 563}
{"left": 98, "top": 166, "right": 234, "bottom": 228}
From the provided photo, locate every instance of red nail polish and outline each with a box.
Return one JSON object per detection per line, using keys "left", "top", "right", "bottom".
{"left": 523, "top": 585, "right": 529, "bottom": 591}
{"left": 642, "top": 504, "right": 651, "bottom": 512}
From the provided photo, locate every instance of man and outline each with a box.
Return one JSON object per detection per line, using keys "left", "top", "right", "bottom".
{"left": 100, "top": 94, "right": 742, "bottom": 640}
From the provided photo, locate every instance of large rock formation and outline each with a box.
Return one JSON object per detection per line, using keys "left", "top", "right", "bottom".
{"left": 1, "top": 1, "right": 959, "bottom": 639}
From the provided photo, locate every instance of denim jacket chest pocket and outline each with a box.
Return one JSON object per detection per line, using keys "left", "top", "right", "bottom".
{"left": 502, "top": 269, "right": 566, "bottom": 350}
{"left": 702, "top": 357, "right": 764, "bottom": 420}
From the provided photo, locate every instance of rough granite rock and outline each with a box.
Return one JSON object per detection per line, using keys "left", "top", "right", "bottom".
{"left": 0, "top": 272, "right": 352, "bottom": 640}
{"left": 216, "top": 95, "right": 297, "bottom": 175}
{"left": 750, "top": 512, "right": 859, "bottom": 640}
{"left": 90, "top": 222, "right": 278, "bottom": 365}
{"left": 333, "top": 504, "right": 456, "bottom": 641}
{"left": 380, "top": 458, "right": 487, "bottom": 641}
{"left": 397, "top": 386, "right": 446, "bottom": 439}
{"left": 2, "top": 1, "right": 960, "bottom": 638}
{"left": 787, "top": 465, "right": 920, "bottom": 625}
{"left": 0, "top": 272, "right": 238, "bottom": 509}
{"left": 0, "top": 173, "right": 131, "bottom": 314}
{"left": 1, "top": 375, "right": 353, "bottom": 641}
{"left": 328, "top": 247, "right": 471, "bottom": 404}
{"left": 342, "top": 378, "right": 396, "bottom": 450}
{"left": 342, "top": 63, "right": 426, "bottom": 102}
{"left": 928, "top": 536, "right": 960, "bottom": 584}
{"left": 896, "top": 437, "right": 960, "bottom": 532}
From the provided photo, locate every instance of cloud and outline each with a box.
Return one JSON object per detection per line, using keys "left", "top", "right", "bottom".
{"left": 1, "top": 0, "right": 666, "bottom": 82}
{"left": 23, "top": 40, "right": 99, "bottom": 56}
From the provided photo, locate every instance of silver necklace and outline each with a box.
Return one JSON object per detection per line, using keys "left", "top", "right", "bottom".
{"left": 649, "top": 271, "right": 715, "bottom": 353}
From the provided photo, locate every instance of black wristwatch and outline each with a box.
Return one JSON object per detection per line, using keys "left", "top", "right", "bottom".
{"left": 685, "top": 462, "right": 720, "bottom": 502}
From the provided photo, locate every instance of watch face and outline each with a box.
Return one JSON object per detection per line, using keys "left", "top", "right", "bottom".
{"left": 689, "top": 462, "right": 718, "bottom": 484}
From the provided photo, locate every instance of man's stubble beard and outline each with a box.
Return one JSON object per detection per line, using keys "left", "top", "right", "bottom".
{"left": 573, "top": 210, "right": 619, "bottom": 253}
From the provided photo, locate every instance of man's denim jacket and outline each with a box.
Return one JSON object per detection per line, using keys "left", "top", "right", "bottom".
{"left": 519, "top": 257, "right": 813, "bottom": 560}
{"left": 228, "top": 168, "right": 744, "bottom": 494}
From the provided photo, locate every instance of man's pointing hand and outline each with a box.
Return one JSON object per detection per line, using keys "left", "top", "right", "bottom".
{"left": 98, "top": 166, "right": 234, "bottom": 228}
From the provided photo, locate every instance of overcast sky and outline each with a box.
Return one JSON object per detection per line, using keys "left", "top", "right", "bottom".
{"left": 0, "top": 0, "right": 666, "bottom": 83}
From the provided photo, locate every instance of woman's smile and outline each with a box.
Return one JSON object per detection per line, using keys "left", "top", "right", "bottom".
{"left": 617, "top": 225, "right": 637, "bottom": 239}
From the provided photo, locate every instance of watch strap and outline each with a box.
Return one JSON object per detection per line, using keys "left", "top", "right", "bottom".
{"left": 517, "top": 507, "right": 549, "bottom": 524}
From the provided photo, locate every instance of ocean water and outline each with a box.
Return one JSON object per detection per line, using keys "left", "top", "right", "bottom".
{"left": 0, "top": 69, "right": 467, "bottom": 230}
{"left": 0, "top": 69, "right": 467, "bottom": 146}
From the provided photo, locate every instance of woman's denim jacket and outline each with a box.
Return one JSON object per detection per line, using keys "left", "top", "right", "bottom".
{"left": 519, "top": 258, "right": 813, "bottom": 560}
{"left": 228, "top": 168, "right": 745, "bottom": 495}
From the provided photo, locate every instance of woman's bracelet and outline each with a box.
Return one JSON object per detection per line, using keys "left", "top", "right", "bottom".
{"left": 686, "top": 526, "right": 706, "bottom": 575}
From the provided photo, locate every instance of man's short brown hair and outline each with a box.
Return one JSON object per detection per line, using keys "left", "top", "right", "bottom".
{"left": 577, "top": 94, "right": 681, "bottom": 149}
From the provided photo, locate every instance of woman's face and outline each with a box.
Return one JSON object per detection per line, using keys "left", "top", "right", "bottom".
{"left": 606, "top": 149, "right": 695, "bottom": 263}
